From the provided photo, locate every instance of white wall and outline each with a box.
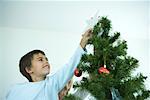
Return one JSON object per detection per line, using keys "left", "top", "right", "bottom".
{"left": 0, "top": 1, "right": 149, "bottom": 99}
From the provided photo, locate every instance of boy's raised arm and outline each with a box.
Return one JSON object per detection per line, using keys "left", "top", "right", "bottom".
{"left": 52, "top": 29, "right": 93, "bottom": 92}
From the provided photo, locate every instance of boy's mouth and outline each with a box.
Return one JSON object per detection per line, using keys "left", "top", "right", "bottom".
{"left": 43, "top": 65, "right": 50, "bottom": 68}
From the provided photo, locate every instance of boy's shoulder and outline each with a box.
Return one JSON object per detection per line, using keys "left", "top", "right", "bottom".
{"left": 8, "top": 81, "right": 41, "bottom": 90}
{"left": 8, "top": 82, "right": 29, "bottom": 91}
{"left": 6, "top": 81, "right": 45, "bottom": 95}
{"left": 6, "top": 81, "right": 45, "bottom": 99}
{"left": 6, "top": 83, "right": 24, "bottom": 99}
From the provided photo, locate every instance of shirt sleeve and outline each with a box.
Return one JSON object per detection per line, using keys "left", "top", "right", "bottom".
{"left": 53, "top": 45, "right": 85, "bottom": 92}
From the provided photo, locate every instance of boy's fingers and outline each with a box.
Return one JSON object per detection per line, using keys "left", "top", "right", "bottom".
{"left": 87, "top": 29, "right": 93, "bottom": 37}
{"left": 86, "top": 29, "right": 93, "bottom": 36}
{"left": 82, "top": 28, "right": 93, "bottom": 37}
{"left": 87, "top": 28, "right": 93, "bottom": 33}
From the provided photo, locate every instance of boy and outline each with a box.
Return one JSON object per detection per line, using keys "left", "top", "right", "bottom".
{"left": 6, "top": 29, "right": 93, "bottom": 100}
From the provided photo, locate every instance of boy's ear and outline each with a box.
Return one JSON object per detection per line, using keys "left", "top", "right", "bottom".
{"left": 25, "top": 67, "right": 33, "bottom": 74}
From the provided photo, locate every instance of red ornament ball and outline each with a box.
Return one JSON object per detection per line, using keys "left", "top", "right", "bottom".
{"left": 98, "top": 66, "right": 110, "bottom": 74}
{"left": 74, "top": 68, "right": 82, "bottom": 77}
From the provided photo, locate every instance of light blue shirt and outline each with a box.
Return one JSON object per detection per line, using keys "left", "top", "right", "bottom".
{"left": 6, "top": 45, "right": 85, "bottom": 100}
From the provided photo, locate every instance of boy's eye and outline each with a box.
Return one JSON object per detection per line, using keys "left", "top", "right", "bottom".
{"left": 39, "top": 59, "right": 43, "bottom": 61}
{"left": 37, "top": 57, "right": 48, "bottom": 62}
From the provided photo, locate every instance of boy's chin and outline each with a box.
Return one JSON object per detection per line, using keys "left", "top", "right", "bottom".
{"left": 46, "top": 72, "right": 50, "bottom": 75}
{"left": 43, "top": 68, "right": 50, "bottom": 75}
{"left": 44, "top": 71, "right": 50, "bottom": 75}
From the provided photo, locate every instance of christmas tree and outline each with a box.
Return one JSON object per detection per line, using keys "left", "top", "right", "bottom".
{"left": 64, "top": 17, "right": 150, "bottom": 100}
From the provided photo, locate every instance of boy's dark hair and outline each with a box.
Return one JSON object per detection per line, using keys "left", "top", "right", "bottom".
{"left": 19, "top": 50, "right": 45, "bottom": 82}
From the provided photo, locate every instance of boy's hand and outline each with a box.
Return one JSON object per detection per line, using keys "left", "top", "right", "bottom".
{"left": 80, "top": 28, "right": 93, "bottom": 48}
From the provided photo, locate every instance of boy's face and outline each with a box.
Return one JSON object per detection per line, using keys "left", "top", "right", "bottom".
{"left": 29, "top": 53, "right": 50, "bottom": 79}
